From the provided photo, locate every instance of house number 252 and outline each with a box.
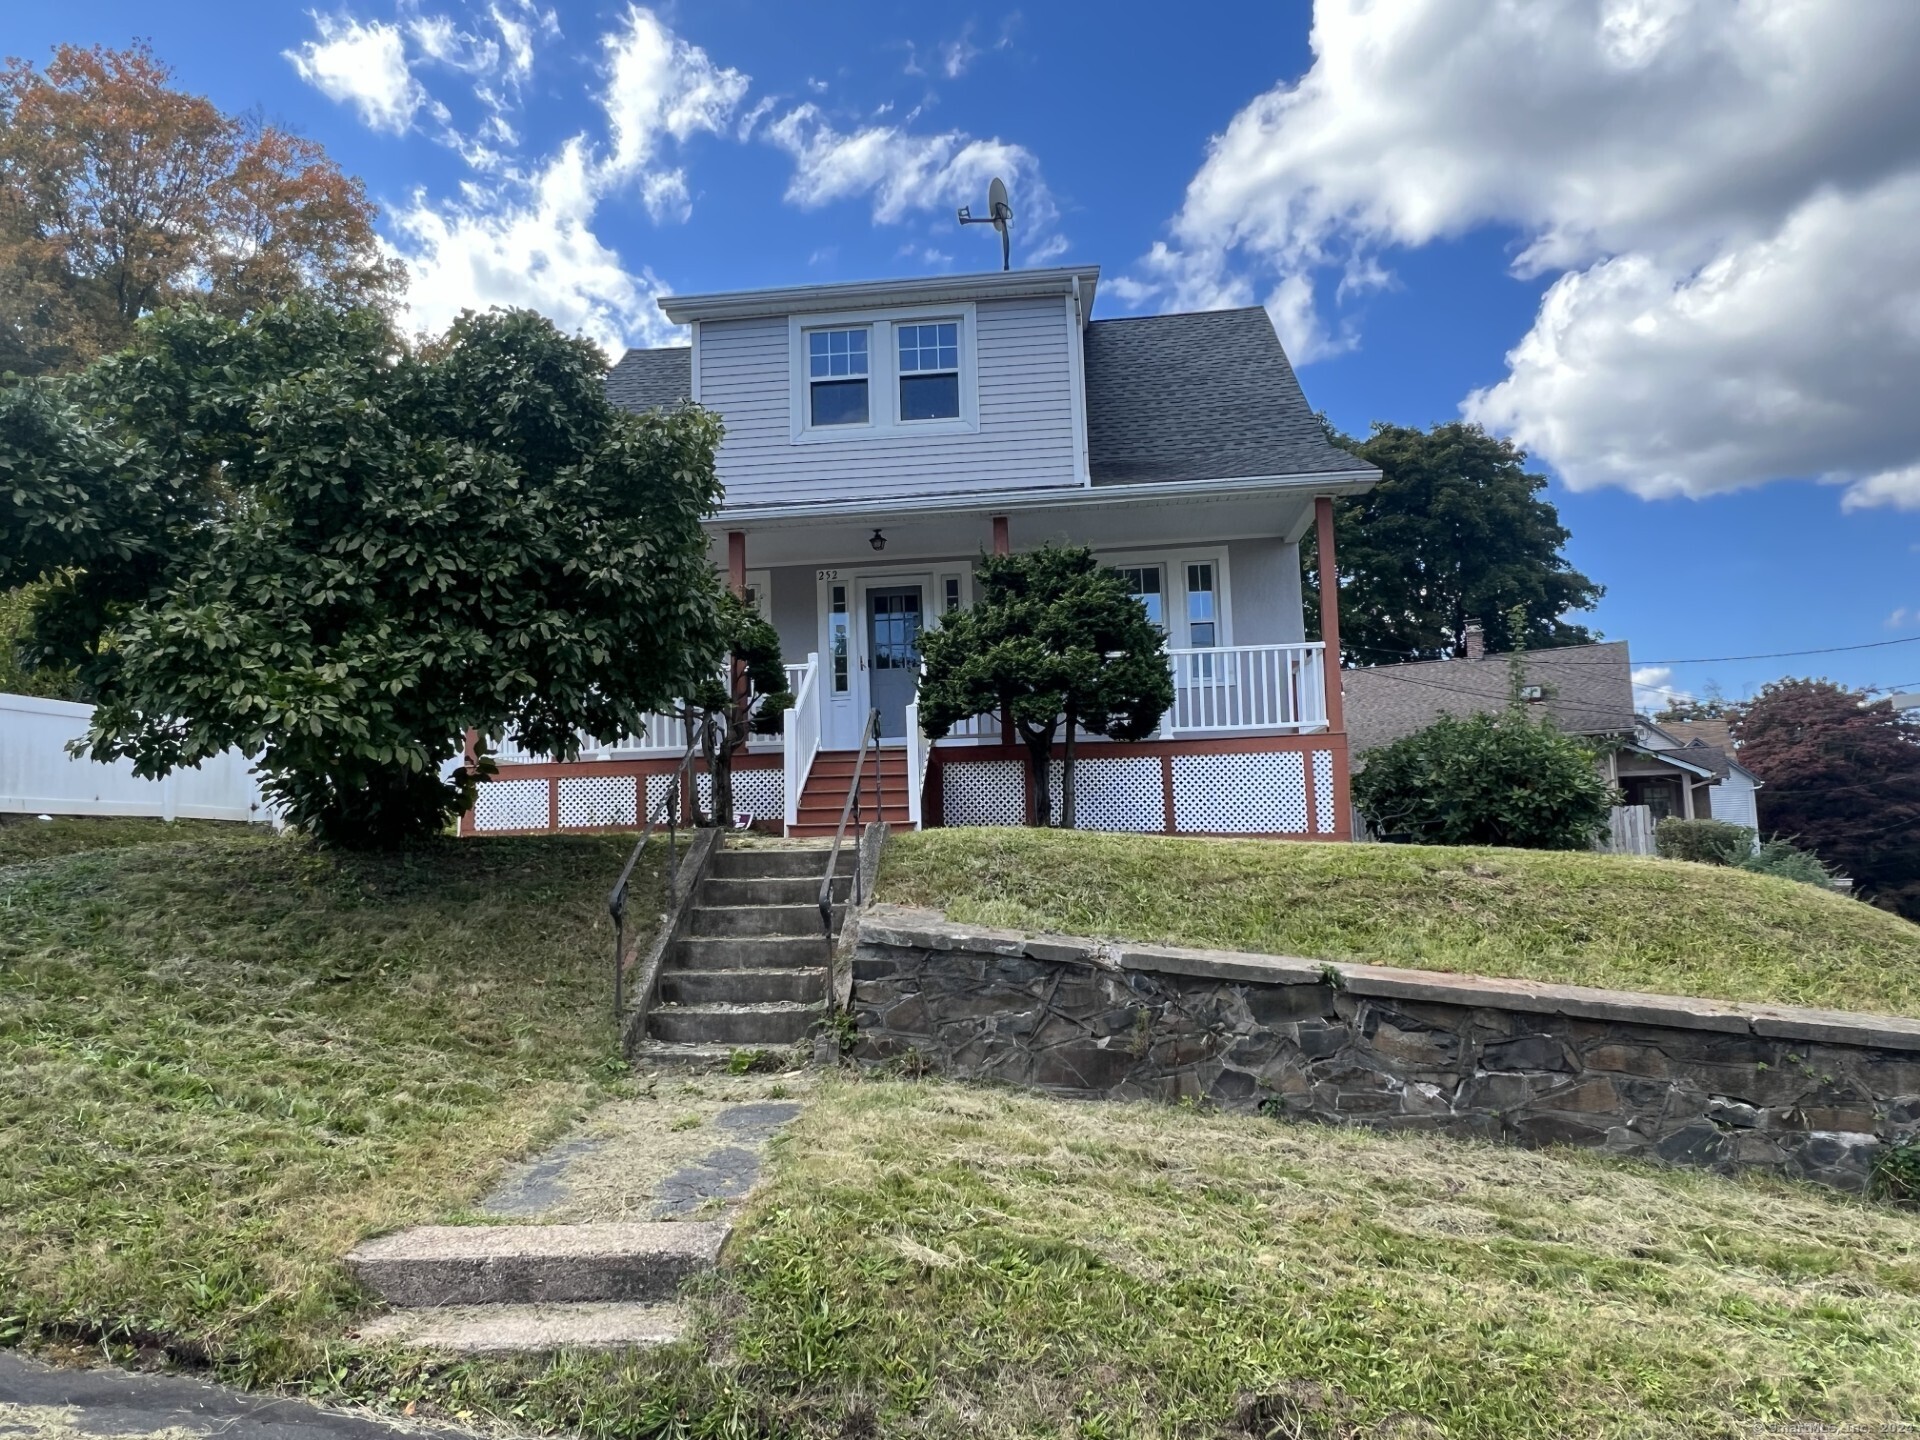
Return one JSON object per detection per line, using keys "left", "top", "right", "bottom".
{"left": 816, "top": 569, "right": 840, "bottom": 581}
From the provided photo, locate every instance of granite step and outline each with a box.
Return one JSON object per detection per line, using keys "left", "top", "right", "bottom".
{"left": 670, "top": 935, "right": 831, "bottom": 970}
{"left": 345, "top": 1222, "right": 728, "bottom": 1307}
{"left": 711, "top": 846, "right": 849, "bottom": 879}
{"left": 356, "top": 1301, "right": 686, "bottom": 1355}
{"left": 701, "top": 874, "right": 850, "bottom": 908}
{"left": 687, "top": 903, "right": 838, "bottom": 937}
{"left": 647, "top": 1000, "right": 824, "bottom": 1047}
{"left": 659, "top": 966, "right": 828, "bottom": 1006}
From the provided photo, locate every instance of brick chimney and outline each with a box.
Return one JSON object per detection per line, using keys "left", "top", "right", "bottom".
{"left": 1462, "top": 621, "right": 1485, "bottom": 661}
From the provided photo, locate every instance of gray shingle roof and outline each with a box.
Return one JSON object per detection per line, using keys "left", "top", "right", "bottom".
{"left": 605, "top": 346, "right": 691, "bottom": 412}
{"left": 1083, "top": 308, "right": 1377, "bottom": 486}
{"left": 1345, "top": 642, "right": 1636, "bottom": 756}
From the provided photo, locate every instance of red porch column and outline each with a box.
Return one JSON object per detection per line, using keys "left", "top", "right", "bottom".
{"left": 1315, "top": 495, "right": 1353, "bottom": 840}
{"left": 990, "top": 514, "right": 1012, "bottom": 745}
{"left": 726, "top": 530, "right": 747, "bottom": 598}
{"left": 726, "top": 531, "right": 748, "bottom": 778}
{"left": 1314, "top": 496, "right": 1344, "bottom": 734}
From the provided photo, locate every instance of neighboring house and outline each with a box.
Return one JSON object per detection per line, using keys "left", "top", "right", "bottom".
{"left": 1632, "top": 716, "right": 1764, "bottom": 829}
{"left": 1342, "top": 632, "right": 1757, "bottom": 832}
{"left": 466, "top": 264, "right": 1380, "bottom": 840}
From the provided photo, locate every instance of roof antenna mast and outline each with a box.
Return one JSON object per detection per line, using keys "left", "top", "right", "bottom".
{"left": 957, "top": 177, "right": 1012, "bottom": 271}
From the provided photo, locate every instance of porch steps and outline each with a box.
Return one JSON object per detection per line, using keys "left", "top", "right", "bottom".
{"left": 788, "top": 749, "right": 914, "bottom": 837}
{"left": 637, "top": 844, "right": 848, "bottom": 1058}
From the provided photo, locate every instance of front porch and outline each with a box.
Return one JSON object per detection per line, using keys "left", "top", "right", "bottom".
{"left": 462, "top": 487, "right": 1352, "bottom": 841}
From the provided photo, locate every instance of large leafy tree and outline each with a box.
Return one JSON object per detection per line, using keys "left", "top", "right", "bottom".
{"left": 1305, "top": 422, "right": 1603, "bottom": 663}
{"left": 0, "top": 41, "right": 400, "bottom": 376}
{"left": 5, "top": 301, "right": 726, "bottom": 847}
{"left": 918, "top": 545, "right": 1173, "bottom": 829}
{"left": 1730, "top": 679, "right": 1920, "bottom": 919}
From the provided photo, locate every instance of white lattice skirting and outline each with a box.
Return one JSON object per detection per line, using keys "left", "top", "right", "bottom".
{"left": 697, "top": 767, "right": 785, "bottom": 822}
{"left": 942, "top": 760, "right": 1028, "bottom": 827}
{"left": 1043, "top": 756, "right": 1163, "bottom": 831}
{"left": 472, "top": 779, "right": 550, "bottom": 832}
{"left": 938, "top": 747, "right": 1339, "bottom": 836}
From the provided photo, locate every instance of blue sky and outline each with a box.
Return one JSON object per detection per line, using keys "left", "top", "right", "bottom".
{"left": 7, "top": 1, "right": 1920, "bottom": 708}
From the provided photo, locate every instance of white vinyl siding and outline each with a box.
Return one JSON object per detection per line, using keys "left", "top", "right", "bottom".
{"left": 699, "top": 294, "right": 1079, "bottom": 507}
{"left": 1707, "top": 770, "right": 1760, "bottom": 831}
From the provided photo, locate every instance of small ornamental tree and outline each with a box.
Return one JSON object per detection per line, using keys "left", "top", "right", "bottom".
{"left": 1352, "top": 710, "right": 1616, "bottom": 849}
{"left": 5, "top": 301, "right": 726, "bottom": 847}
{"left": 682, "top": 591, "right": 793, "bottom": 824}
{"left": 917, "top": 545, "right": 1173, "bottom": 828}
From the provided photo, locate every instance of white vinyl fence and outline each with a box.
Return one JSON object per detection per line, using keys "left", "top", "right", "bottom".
{"left": 0, "top": 693, "right": 270, "bottom": 823}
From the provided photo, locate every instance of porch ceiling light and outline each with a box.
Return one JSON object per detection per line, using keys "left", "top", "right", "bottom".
{"left": 869, "top": 528, "right": 887, "bottom": 551}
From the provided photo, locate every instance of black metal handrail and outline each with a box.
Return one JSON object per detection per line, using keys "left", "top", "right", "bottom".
{"left": 820, "top": 707, "right": 882, "bottom": 939}
{"left": 608, "top": 728, "right": 705, "bottom": 1022}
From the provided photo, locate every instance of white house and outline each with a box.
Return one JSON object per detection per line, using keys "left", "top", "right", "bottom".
{"left": 465, "top": 265, "right": 1379, "bottom": 841}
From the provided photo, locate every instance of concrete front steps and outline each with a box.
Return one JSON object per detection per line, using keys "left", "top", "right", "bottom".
{"left": 788, "top": 749, "right": 913, "bottom": 837}
{"left": 346, "top": 1221, "right": 729, "bottom": 1355}
{"left": 640, "top": 844, "right": 849, "bottom": 1062}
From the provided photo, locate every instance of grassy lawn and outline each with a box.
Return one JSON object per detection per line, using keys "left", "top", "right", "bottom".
{"left": 0, "top": 827, "right": 655, "bottom": 1378}
{"left": 879, "top": 828, "right": 1920, "bottom": 1018}
{"left": 7, "top": 827, "right": 1920, "bottom": 1438}
{"left": 312, "top": 1074, "right": 1920, "bottom": 1439}
{"left": 0, "top": 814, "right": 238, "bottom": 866}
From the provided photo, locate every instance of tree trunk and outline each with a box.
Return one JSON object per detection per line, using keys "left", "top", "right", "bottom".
{"left": 1061, "top": 706, "right": 1077, "bottom": 831}
{"left": 1020, "top": 721, "right": 1057, "bottom": 826}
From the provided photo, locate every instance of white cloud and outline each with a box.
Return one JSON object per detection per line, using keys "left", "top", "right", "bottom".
{"left": 1118, "top": 0, "right": 1920, "bottom": 506}
{"left": 369, "top": 4, "right": 746, "bottom": 355}
{"left": 599, "top": 5, "right": 749, "bottom": 180}
{"left": 1632, "top": 665, "right": 1690, "bottom": 714}
{"left": 388, "top": 140, "right": 679, "bottom": 353}
{"left": 285, "top": 15, "right": 427, "bottom": 134}
{"left": 1890, "top": 607, "right": 1915, "bottom": 630}
{"left": 764, "top": 104, "right": 1064, "bottom": 260}
{"left": 940, "top": 25, "right": 980, "bottom": 79}
{"left": 1466, "top": 176, "right": 1920, "bottom": 502}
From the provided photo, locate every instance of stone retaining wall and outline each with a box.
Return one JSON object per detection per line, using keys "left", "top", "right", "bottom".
{"left": 850, "top": 908, "right": 1920, "bottom": 1192}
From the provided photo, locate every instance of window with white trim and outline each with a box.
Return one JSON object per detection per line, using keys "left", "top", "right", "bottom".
{"left": 897, "top": 321, "right": 960, "bottom": 421}
{"left": 1185, "top": 562, "right": 1218, "bottom": 649}
{"left": 829, "top": 584, "right": 850, "bottom": 693}
{"left": 807, "top": 327, "right": 869, "bottom": 426}
{"left": 1114, "top": 564, "right": 1166, "bottom": 629}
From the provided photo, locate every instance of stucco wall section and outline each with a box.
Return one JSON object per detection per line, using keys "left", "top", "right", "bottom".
{"left": 850, "top": 908, "right": 1920, "bottom": 1193}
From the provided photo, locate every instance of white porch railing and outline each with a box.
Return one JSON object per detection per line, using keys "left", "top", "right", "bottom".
{"left": 1163, "top": 642, "right": 1326, "bottom": 736}
{"left": 904, "top": 695, "right": 927, "bottom": 829}
{"left": 783, "top": 653, "right": 822, "bottom": 829}
{"left": 489, "top": 664, "right": 813, "bottom": 765}
{"left": 915, "top": 641, "right": 1329, "bottom": 747}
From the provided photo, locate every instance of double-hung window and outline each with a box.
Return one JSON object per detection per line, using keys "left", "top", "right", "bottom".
{"left": 807, "top": 327, "right": 869, "bottom": 426}
{"left": 1114, "top": 564, "right": 1166, "bottom": 630}
{"left": 897, "top": 321, "right": 960, "bottom": 421}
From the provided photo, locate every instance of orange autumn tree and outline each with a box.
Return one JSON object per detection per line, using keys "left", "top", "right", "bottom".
{"left": 0, "top": 41, "right": 402, "bottom": 375}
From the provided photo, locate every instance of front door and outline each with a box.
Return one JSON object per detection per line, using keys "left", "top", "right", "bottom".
{"left": 866, "top": 585, "right": 924, "bottom": 740}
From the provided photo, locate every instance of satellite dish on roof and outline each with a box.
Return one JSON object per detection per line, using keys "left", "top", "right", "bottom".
{"left": 957, "top": 176, "right": 1014, "bottom": 271}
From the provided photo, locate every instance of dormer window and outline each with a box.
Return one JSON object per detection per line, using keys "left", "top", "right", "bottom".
{"left": 789, "top": 304, "right": 977, "bottom": 441}
{"left": 897, "top": 321, "right": 960, "bottom": 420}
{"left": 807, "top": 327, "right": 869, "bottom": 426}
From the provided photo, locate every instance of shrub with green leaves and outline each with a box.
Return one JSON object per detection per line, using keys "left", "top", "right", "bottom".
{"left": 1657, "top": 818, "right": 1833, "bottom": 889}
{"left": 1352, "top": 710, "right": 1614, "bottom": 850}
{"left": 1740, "top": 837, "right": 1835, "bottom": 888}
{"left": 1655, "top": 817, "right": 1756, "bottom": 866}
